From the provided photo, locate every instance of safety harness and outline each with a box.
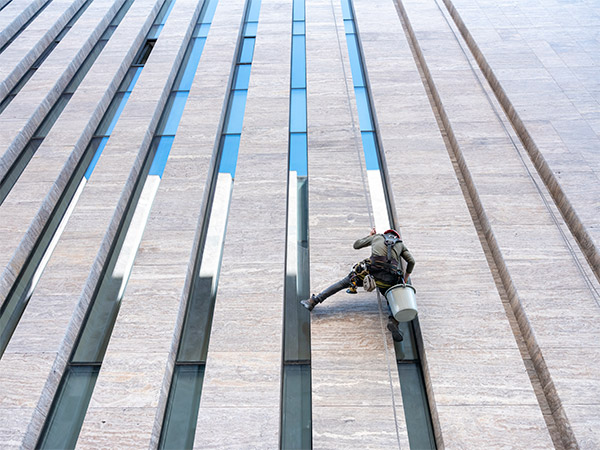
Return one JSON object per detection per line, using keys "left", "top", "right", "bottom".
{"left": 351, "top": 234, "right": 403, "bottom": 291}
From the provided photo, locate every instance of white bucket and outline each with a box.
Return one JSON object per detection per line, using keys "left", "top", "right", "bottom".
{"left": 385, "top": 284, "right": 417, "bottom": 322}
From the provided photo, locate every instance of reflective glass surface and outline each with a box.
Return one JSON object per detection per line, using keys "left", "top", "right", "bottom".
{"left": 224, "top": 90, "right": 248, "bottom": 134}
{"left": 174, "top": 38, "right": 207, "bottom": 91}
{"left": 234, "top": 64, "right": 252, "bottom": 90}
{"left": 292, "top": 21, "right": 305, "bottom": 35}
{"left": 346, "top": 35, "right": 365, "bottom": 87}
{"left": 354, "top": 86, "right": 373, "bottom": 131}
{"left": 289, "top": 133, "right": 308, "bottom": 176}
{"left": 291, "top": 35, "right": 306, "bottom": 89}
{"left": 239, "top": 37, "right": 256, "bottom": 63}
{"left": 37, "top": 366, "right": 99, "bottom": 449}
{"left": 159, "top": 365, "right": 205, "bottom": 449}
{"left": 218, "top": 134, "right": 241, "bottom": 176}
{"left": 398, "top": 363, "right": 437, "bottom": 449}
{"left": 290, "top": 89, "right": 307, "bottom": 133}
{"left": 281, "top": 364, "right": 311, "bottom": 449}
{"left": 156, "top": 91, "right": 188, "bottom": 136}
{"left": 360, "top": 131, "right": 379, "bottom": 170}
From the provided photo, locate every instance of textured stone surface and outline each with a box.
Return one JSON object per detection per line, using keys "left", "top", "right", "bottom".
{"left": 0, "top": 0, "right": 161, "bottom": 307}
{"left": 0, "top": 0, "right": 87, "bottom": 99}
{"left": 354, "top": 0, "right": 554, "bottom": 446}
{"left": 77, "top": 0, "right": 245, "bottom": 446}
{"left": 0, "top": 0, "right": 199, "bottom": 446}
{"left": 194, "top": 0, "right": 291, "bottom": 447}
{"left": 398, "top": 0, "right": 600, "bottom": 446}
{"left": 0, "top": 0, "right": 48, "bottom": 49}
{"left": 0, "top": 0, "right": 124, "bottom": 180}
{"left": 306, "top": 0, "right": 409, "bottom": 447}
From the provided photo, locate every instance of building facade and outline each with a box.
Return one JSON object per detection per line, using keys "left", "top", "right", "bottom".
{"left": 0, "top": 0, "right": 599, "bottom": 447}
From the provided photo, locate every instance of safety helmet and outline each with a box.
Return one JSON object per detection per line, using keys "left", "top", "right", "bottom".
{"left": 384, "top": 229, "right": 401, "bottom": 238}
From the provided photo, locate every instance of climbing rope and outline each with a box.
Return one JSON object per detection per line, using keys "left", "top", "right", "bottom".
{"left": 328, "top": 0, "right": 403, "bottom": 447}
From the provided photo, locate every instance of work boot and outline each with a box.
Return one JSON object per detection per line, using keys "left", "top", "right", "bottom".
{"left": 300, "top": 295, "right": 319, "bottom": 311}
{"left": 387, "top": 317, "right": 404, "bottom": 342}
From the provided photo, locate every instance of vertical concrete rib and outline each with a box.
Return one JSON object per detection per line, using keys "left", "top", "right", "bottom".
{"left": 0, "top": 0, "right": 161, "bottom": 309}
{"left": 442, "top": 0, "right": 600, "bottom": 280}
{"left": 75, "top": 0, "right": 245, "bottom": 446}
{"left": 398, "top": 0, "right": 600, "bottom": 446}
{"left": 0, "top": 0, "right": 125, "bottom": 181}
{"left": 354, "top": 0, "right": 555, "bottom": 446}
{"left": 0, "top": 0, "right": 87, "bottom": 101}
{"left": 0, "top": 1, "right": 200, "bottom": 447}
{"left": 0, "top": 0, "right": 49, "bottom": 50}
{"left": 193, "top": 0, "right": 290, "bottom": 446}
{"left": 305, "top": 0, "right": 408, "bottom": 447}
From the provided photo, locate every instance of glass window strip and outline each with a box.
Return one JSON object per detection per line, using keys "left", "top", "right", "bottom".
{"left": 159, "top": 0, "right": 262, "bottom": 446}
{"left": 0, "top": 0, "right": 175, "bottom": 361}
{"left": 340, "top": 0, "right": 436, "bottom": 447}
{"left": 281, "top": 0, "right": 311, "bottom": 446}
{"left": 38, "top": 0, "right": 220, "bottom": 445}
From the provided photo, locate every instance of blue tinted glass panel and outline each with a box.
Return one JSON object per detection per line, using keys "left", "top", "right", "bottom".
{"left": 234, "top": 64, "right": 252, "bottom": 90}
{"left": 247, "top": 0, "right": 261, "bottom": 22}
{"left": 194, "top": 23, "right": 211, "bottom": 37}
{"left": 157, "top": 91, "right": 189, "bottom": 136}
{"left": 344, "top": 19, "right": 355, "bottom": 34}
{"left": 147, "top": 24, "right": 162, "bottom": 39}
{"left": 290, "top": 89, "right": 307, "bottom": 133}
{"left": 347, "top": 35, "right": 365, "bottom": 87}
{"left": 239, "top": 37, "right": 255, "bottom": 63}
{"left": 354, "top": 87, "right": 373, "bottom": 131}
{"left": 225, "top": 90, "right": 248, "bottom": 134}
{"left": 119, "top": 66, "right": 142, "bottom": 92}
{"left": 340, "top": 0, "right": 352, "bottom": 19}
{"left": 203, "top": 0, "right": 219, "bottom": 23}
{"left": 95, "top": 92, "right": 125, "bottom": 136}
{"left": 291, "top": 36, "right": 306, "bottom": 89}
{"left": 175, "top": 38, "right": 206, "bottom": 91}
{"left": 159, "top": 0, "right": 176, "bottom": 24}
{"left": 361, "top": 131, "right": 379, "bottom": 170}
{"left": 84, "top": 137, "right": 109, "bottom": 179}
{"left": 293, "top": 0, "right": 304, "bottom": 20}
{"left": 219, "top": 134, "right": 241, "bottom": 176}
{"left": 289, "top": 133, "right": 307, "bottom": 176}
{"left": 292, "top": 21, "right": 305, "bottom": 35}
{"left": 244, "top": 21, "right": 257, "bottom": 37}
{"left": 149, "top": 136, "right": 175, "bottom": 177}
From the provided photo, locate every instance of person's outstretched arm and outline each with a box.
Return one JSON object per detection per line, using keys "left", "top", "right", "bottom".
{"left": 353, "top": 227, "right": 376, "bottom": 249}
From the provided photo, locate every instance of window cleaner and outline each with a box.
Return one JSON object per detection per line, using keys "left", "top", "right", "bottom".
{"left": 301, "top": 227, "right": 415, "bottom": 342}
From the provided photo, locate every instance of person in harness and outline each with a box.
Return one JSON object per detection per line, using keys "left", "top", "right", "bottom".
{"left": 301, "top": 227, "right": 415, "bottom": 342}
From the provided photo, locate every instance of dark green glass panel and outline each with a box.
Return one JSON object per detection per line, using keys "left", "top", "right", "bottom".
{"left": 281, "top": 364, "right": 311, "bottom": 449}
{"left": 158, "top": 365, "right": 205, "bottom": 449}
{"left": 0, "top": 138, "right": 42, "bottom": 205}
{"left": 177, "top": 276, "right": 214, "bottom": 363}
{"left": 397, "top": 363, "right": 437, "bottom": 449}
{"left": 283, "top": 179, "right": 310, "bottom": 362}
{"left": 394, "top": 320, "right": 418, "bottom": 361}
{"left": 71, "top": 273, "right": 122, "bottom": 364}
{"left": 0, "top": 137, "right": 103, "bottom": 357}
{"left": 37, "top": 366, "right": 99, "bottom": 450}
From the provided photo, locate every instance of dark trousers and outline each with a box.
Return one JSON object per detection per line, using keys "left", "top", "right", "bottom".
{"left": 313, "top": 273, "right": 396, "bottom": 321}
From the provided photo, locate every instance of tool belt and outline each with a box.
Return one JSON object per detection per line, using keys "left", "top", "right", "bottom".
{"left": 352, "top": 257, "right": 402, "bottom": 290}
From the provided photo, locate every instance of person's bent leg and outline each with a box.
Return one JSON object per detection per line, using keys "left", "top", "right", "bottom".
{"left": 301, "top": 274, "right": 353, "bottom": 311}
